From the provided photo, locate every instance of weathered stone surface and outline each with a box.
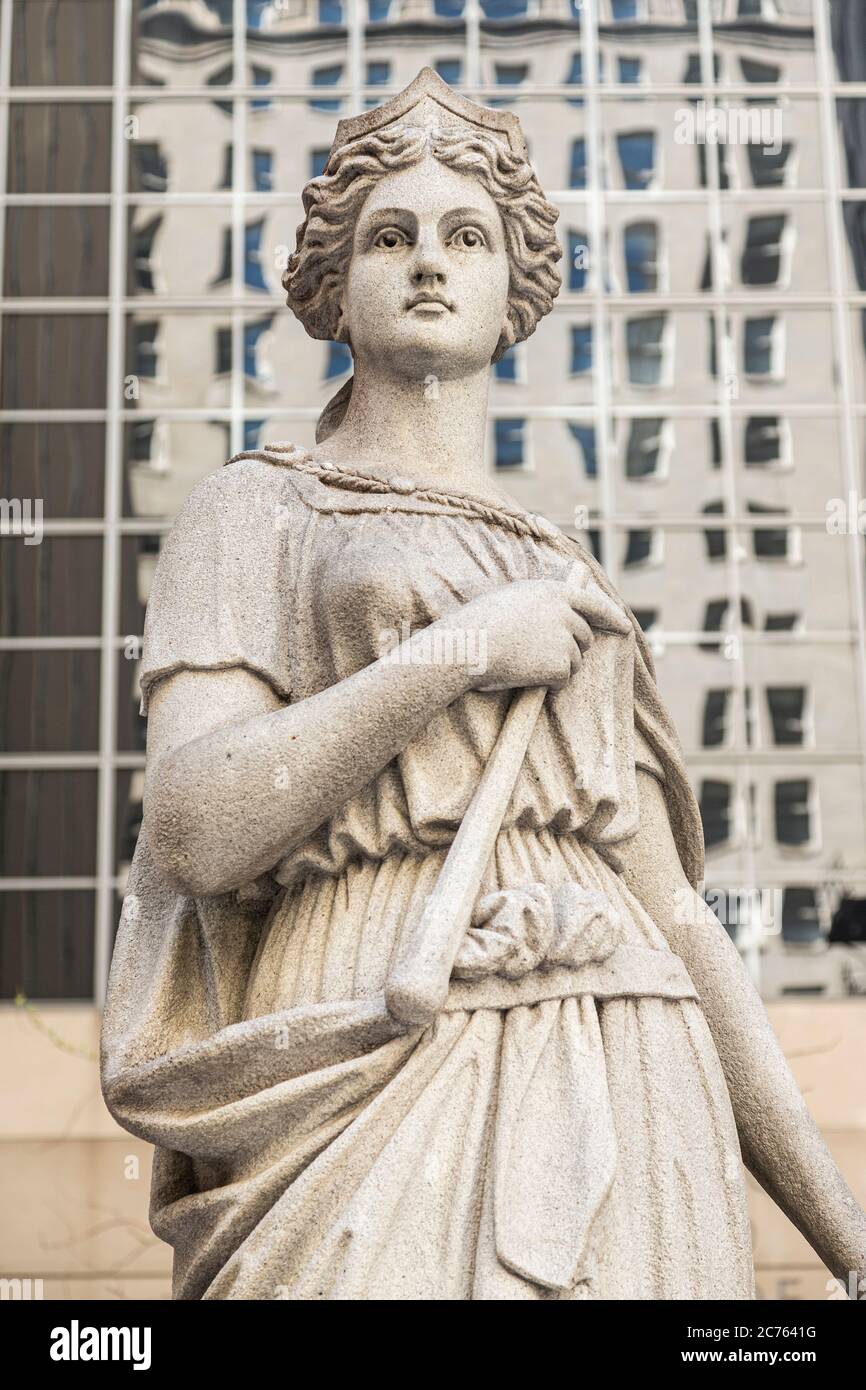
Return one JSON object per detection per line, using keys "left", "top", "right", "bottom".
{"left": 101, "top": 69, "right": 866, "bottom": 1301}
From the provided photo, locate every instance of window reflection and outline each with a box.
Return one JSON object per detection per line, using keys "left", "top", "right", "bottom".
{"left": 5, "top": 0, "right": 866, "bottom": 1007}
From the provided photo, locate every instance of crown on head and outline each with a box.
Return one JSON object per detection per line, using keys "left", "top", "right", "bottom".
{"left": 328, "top": 66, "right": 529, "bottom": 163}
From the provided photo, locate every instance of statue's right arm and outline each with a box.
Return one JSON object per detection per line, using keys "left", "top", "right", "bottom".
{"left": 142, "top": 575, "right": 621, "bottom": 897}
{"left": 143, "top": 639, "right": 476, "bottom": 899}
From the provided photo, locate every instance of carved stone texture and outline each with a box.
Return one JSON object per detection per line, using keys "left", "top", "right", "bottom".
{"left": 101, "top": 69, "right": 866, "bottom": 1301}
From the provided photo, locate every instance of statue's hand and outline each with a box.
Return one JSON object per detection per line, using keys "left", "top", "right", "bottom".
{"left": 449, "top": 574, "right": 630, "bottom": 694}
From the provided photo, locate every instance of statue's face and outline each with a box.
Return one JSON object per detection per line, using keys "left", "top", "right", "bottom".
{"left": 340, "top": 152, "right": 511, "bottom": 381}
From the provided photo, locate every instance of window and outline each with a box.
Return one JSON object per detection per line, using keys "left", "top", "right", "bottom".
{"left": 738, "top": 0, "right": 772, "bottom": 15}
{"left": 218, "top": 144, "right": 233, "bottom": 190}
{"left": 368, "top": 0, "right": 391, "bottom": 19}
{"left": 701, "top": 597, "right": 754, "bottom": 652}
{"left": 481, "top": 0, "right": 529, "bottom": 15}
{"left": 367, "top": 61, "right": 390, "bottom": 87}
{"left": 631, "top": 608, "right": 658, "bottom": 632}
{"left": 244, "top": 419, "right": 265, "bottom": 451}
{"left": 775, "top": 780, "right": 812, "bottom": 847}
{"left": 495, "top": 64, "right": 528, "bottom": 86}
{"left": 311, "top": 149, "right": 330, "bottom": 178}
{"left": 567, "top": 52, "right": 586, "bottom": 106}
{"left": 747, "top": 142, "right": 793, "bottom": 188}
{"left": 133, "top": 142, "right": 168, "bottom": 192}
{"left": 743, "top": 315, "right": 782, "bottom": 378}
{"left": 781, "top": 887, "right": 820, "bottom": 945}
{"left": 698, "top": 140, "right": 731, "bottom": 192}
{"left": 626, "top": 314, "right": 668, "bottom": 386}
{"left": 319, "top": 0, "right": 344, "bottom": 22}
{"left": 435, "top": 59, "right": 462, "bottom": 84}
{"left": 252, "top": 150, "right": 273, "bottom": 193}
{"left": 311, "top": 65, "right": 342, "bottom": 112}
{"left": 570, "top": 138, "right": 587, "bottom": 189}
{"left": 244, "top": 219, "right": 268, "bottom": 292}
{"left": 568, "top": 231, "right": 590, "bottom": 291}
{"left": 741, "top": 214, "right": 787, "bottom": 287}
{"left": 491, "top": 63, "right": 528, "bottom": 107}
{"left": 494, "top": 418, "right": 525, "bottom": 469}
{"left": 766, "top": 687, "right": 807, "bottom": 746}
{"left": 618, "top": 58, "right": 642, "bottom": 85}
{"left": 207, "top": 63, "right": 233, "bottom": 117}
{"left": 325, "top": 340, "right": 352, "bottom": 379}
{"left": 133, "top": 322, "right": 159, "bottom": 379}
{"left": 617, "top": 131, "right": 656, "bottom": 190}
{"left": 741, "top": 57, "right": 780, "bottom": 87}
{"left": 702, "top": 690, "right": 731, "bottom": 748}
{"left": 132, "top": 216, "right": 161, "bottom": 293}
{"left": 625, "top": 418, "right": 666, "bottom": 479}
{"left": 765, "top": 612, "right": 800, "bottom": 632}
{"left": 215, "top": 325, "right": 232, "bottom": 376}
{"left": 748, "top": 502, "right": 793, "bottom": 560}
{"left": 494, "top": 346, "right": 518, "bottom": 381}
{"left": 702, "top": 500, "right": 727, "bottom": 560}
{"left": 130, "top": 420, "right": 155, "bottom": 464}
{"left": 244, "top": 316, "right": 274, "bottom": 381}
{"left": 745, "top": 416, "right": 788, "bottom": 468}
{"left": 611, "top": 0, "right": 640, "bottom": 18}
{"left": 251, "top": 65, "right": 272, "bottom": 112}
{"left": 624, "top": 221, "right": 659, "bottom": 293}
{"left": 623, "top": 528, "right": 659, "bottom": 568}
{"left": 365, "top": 61, "right": 391, "bottom": 106}
{"left": 570, "top": 325, "right": 593, "bottom": 375}
{"left": 700, "top": 780, "right": 732, "bottom": 849}
{"left": 683, "top": 53, "right": 721, "bottom": 83}
{"left": 744, "top": 688, "right": 755, "bottom": 749}
{"left": 710, "top": 419, "right": 722, "bottom": 469}
{"left": 212, "top": 227, "right": 232, "bottom": 286}
{"left": 567, "top": 423, "right": 597, "bottom": 478}
{"left": 435, "top": 0, "right": 465, "bottom": 13}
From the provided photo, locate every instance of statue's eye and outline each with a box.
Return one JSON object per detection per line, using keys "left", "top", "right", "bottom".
{"left": 373, "top": 227, "right": 409, "bottom": 250}
{"left": 449, "top": 226, "right": 486, "bottom": 250}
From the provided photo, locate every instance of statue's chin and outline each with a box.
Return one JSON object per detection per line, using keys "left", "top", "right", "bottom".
{"left": 369, "top": 332, "right": 496, "bottom": 385}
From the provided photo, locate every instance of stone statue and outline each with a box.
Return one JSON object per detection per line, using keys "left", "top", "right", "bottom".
{"left": 101, "top": 70, "right": 866, "bottom": 1301}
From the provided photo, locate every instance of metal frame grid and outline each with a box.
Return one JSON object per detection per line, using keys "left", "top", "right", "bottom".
{"left": 2, "top": 0, "right": 866, "bottom": 1001}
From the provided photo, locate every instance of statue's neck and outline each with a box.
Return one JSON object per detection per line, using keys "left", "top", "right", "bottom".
{"left": 312, "top": 359, "right": 501, "bottom": 498}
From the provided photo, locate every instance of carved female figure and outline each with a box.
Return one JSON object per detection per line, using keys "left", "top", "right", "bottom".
{"left": 102, "top": 71, "right": 866, "bottom": 1300}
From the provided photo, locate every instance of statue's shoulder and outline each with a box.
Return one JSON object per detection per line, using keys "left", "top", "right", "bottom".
{"left": 173, "top": 447, "right": 307, "bottom": 526}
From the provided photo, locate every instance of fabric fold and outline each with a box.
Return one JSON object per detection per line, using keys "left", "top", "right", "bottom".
{"left": 493, "top": 997, "right": 618, "bottom": 1293}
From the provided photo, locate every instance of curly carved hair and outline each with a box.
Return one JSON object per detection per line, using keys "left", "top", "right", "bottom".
{"left": 283, "top": 124, "right": 562, "bottom": 368}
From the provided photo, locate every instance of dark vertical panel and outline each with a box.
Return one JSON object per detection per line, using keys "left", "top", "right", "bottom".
{"left": 0, "top": 891, "right": 95, "bottom": 1000}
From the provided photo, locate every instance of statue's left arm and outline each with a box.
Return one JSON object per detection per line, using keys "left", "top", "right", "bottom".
{"left": 617, "top": 768, "right": 866, "bottom": 1290}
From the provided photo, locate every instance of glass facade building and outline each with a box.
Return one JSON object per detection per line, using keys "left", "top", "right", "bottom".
{"left": 3, "top": 0, "right": 866, "bottom": 1004}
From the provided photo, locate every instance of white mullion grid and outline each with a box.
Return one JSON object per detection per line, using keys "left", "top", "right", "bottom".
{"left": 813, "top": 0, "right": 866, "bottom": 828}
{"left": 93, "top": 0, "right": 133, "bottom": 1008}
{"left": 583, "top": 1, "right": 616, "bottom": 585}
{"left": 230, "top": 0, "right": 247, "bottom": 460}
{"left": 466, "top": 0, "right": 481, "bottom": 96}
{"left": 0, "top": 0, "right": 12, "bottom": 376}
{"left": 348, "top": 0, "right": 363, "bottom": 113}
{"left": 698, "top": 0, "right": 760, "bottom": 984}
{"left": 7, "top": 83, "right": 866, "bottom": 102}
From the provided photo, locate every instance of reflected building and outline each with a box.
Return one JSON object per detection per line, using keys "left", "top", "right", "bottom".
{"left": 3, "top": 0, "right": 866, "bottom": 1011}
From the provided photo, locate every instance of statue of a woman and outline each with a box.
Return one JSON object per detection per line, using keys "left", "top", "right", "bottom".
{"left": 102, "top": 70, "right": 866, "bottom": 1301}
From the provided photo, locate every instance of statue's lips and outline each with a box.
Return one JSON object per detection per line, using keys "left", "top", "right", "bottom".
{"left": 405, "top": 294, "right": 453, "bottom": 314}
